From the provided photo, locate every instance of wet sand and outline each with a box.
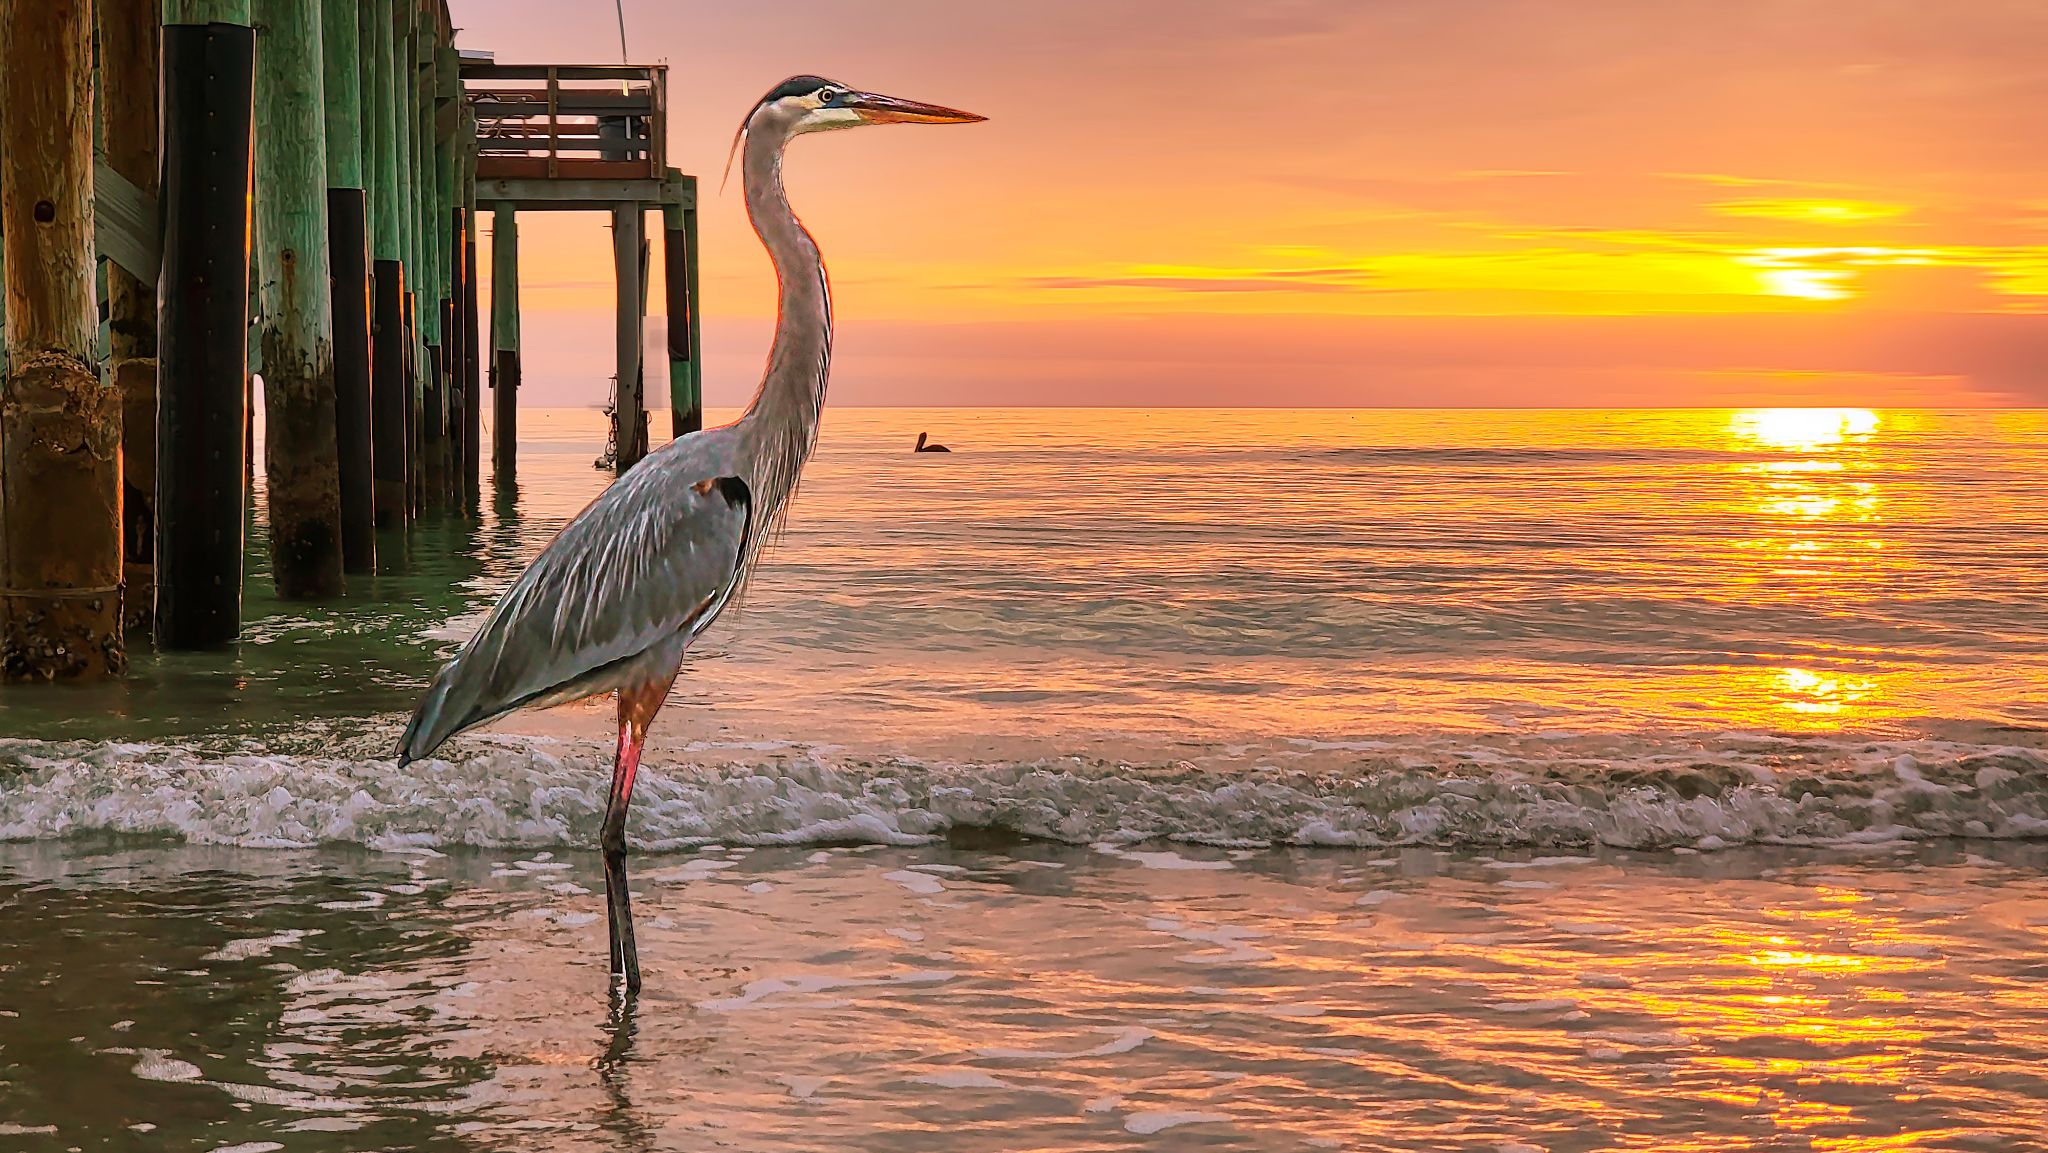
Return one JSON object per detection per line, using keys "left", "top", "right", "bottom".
{"left": 3, "top": 839, "right": 2045, "bottom": 1151}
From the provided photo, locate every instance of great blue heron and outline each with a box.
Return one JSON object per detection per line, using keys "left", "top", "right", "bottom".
{"left": 395, "top": 77, "right": 983, "bottom": 994}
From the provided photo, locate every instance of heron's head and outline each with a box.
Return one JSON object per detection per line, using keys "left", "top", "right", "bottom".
{"left": 727, "top": 76, "right": 984, "bottom": 183}
{"left": 762, "top": 75, "right": 985, "bottom": 133}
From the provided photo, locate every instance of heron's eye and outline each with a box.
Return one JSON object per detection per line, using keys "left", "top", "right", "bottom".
{"left": 817, "top": 88, "right": 840, "bottom": 104}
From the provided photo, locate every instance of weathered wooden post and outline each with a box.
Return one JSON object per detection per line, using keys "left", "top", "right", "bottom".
{"left": 0, "top": 0, "right": 124, "bottom": 678}
{"left": 447, "top": 209, "right": 467, "bottom": 497}
{"left": 612, "top": 203, "right": 645, "bottom": 472}
{"left": 417, "top": 32, "right": 447, "bottom": 508}
{"left": 322, "top": 0, "right": 373, "bottom": 573}
{"left": 403, "top": 289, "right": 419, "bottom": 513}
{"left": 489, "top": 203, "right": 519, "bottom": 481}
{"left": 461, "top": 122, "right": 481, "bottom": 504}
{"left": 100, "top": 0, "right": 161, "bottom": 633}
{"left": 683, "top": 193, "right": 703, "bottom": 437}
{"left": 157, "top": 0, "right": 255, "bottom": 650}
{"left": 253, "top": 0, "right": 343, "bottom": 598}
{"left": 366, "top": 0, "right": 406, "bottom": 528}
{"left": 394, "top": 1, "right": 420, "bottom": 516}
{"left": 663, "top": 196, "right": 700, "bottom": 438}
{"left": 440, "top": 46, "right": 465, "bottom": 506}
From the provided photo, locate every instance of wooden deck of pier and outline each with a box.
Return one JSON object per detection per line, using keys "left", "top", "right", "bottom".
{"left": 0, "top": 0, "right": 701, "bottom": 681}
{"left": 462, "top": 58, "right": 703, "bottom": 475}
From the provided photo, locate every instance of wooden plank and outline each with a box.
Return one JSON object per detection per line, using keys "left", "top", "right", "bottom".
{"left": 474, "top": 175, "right": 692, "bottom": 210}
{"left": 650, "top": 67, "right": 666, "bottom": 177}
{"left": 461, "top": 62, "right": 655, "bottom": 81}
{"left": 469, "top": 91, "right": 653, "bottom": 114}
{"left": 91, "top": 159, "right": 161, "bottom": 283}
{"left": 477, "top": 157, "right": 660, "bottom": 182}
{"left": 545, "top": 67, "right": 558, "bottom": 179}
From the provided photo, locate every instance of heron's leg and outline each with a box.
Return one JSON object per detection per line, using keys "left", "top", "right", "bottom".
{"left": 602, "top": 675, "right": 674, "bottom": 994}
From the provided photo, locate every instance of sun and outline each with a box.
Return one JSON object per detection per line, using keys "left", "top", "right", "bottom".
{"left": 1729, "top": 409, "right": 1881, "bottom": 452}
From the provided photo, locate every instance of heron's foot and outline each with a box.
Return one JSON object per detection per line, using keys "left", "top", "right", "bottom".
{"left": 598, "top": 976, "right": 639, "bottom": 1073}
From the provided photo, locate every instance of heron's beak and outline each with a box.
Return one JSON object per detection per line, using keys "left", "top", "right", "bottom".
{"left": 846, "top": 92, "right": 985, "bottom": 125}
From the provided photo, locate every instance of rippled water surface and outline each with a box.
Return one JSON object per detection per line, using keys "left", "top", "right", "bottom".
{"left": 3, "top": 407, "right": 2047, "bottom": 1149}
{"left": 4, "top": 841, "right": 2046, "bottom": 1151}
{"left": 4, "top": 407, "right": 2047, "bottom": 743}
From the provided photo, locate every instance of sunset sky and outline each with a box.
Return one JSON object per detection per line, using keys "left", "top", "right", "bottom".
{"left": 450, "top": 0, "right": 2048, "bottom": 408}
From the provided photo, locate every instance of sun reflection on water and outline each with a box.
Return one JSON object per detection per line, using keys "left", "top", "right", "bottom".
{"left": 1730, "top": 408, "right": 1881, "bottom": 452}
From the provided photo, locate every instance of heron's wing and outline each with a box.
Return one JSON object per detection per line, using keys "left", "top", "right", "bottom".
{"left": 398, "top": 464, "right": 751, "bottom": 762}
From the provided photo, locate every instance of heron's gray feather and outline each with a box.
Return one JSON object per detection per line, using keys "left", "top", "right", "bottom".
{"left": 397, "top": 431, "right": 752, "bottom": 762}
{"left": 397, "top": 91, "right": 858, "bottom": 767}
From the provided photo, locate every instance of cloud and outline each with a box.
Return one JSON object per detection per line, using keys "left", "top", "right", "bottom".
{"left": 1712, "top": 198, "right": 1913, "bottom": 225}
{"left": 1026, "top": 268, "right": 1398, "bottom": 294}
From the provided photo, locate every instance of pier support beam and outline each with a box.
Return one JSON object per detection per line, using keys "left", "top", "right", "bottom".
{"left": 416, "top": 28, "right": 445, "bottom": 509}
{"left": 156, "top": 5, "right": 254, "bottom": 650}
{"left": 489, "top": 204, "right": 519, "bottom": 482}
{"left": 436, "top": 45, "right": 462, "bottom": 509}
{"left": 366, "top": 0, "right": 405, "bottom": 529}
{"left": 323, "top": 0, "right": 373, "bottom": 573}
{"left": 461, "top": 158, "right": 481, "bottom": 504}
{"left": 612, "top": 203, "right": 646, "bottom": 473}
{"left": 253, "top": 0, "right": 342, "bottom": 599}
{"left": 394, "top": 2, "right": 420, "bottom": 517}
{"left": 404, "top": 289, "right": 419, "bottom": 514}
{"left": 0, "top": 0, "right": 123, "bottom": 678}
{"left": 663, "top": 196, "right": 701, "bottom": 438}
{"left": 448, "top": 206, "right": 469, "bottom": 501}
{"left": 99, "top": 0, "right": 161, "bottom": 633}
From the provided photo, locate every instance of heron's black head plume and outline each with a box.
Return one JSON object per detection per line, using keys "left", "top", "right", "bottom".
{"left": 723, "top": 74, "right": 850, "bottom": 191}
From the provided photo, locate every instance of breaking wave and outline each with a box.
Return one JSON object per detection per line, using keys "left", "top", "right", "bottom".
{"left": 2, "top": 730, "right": 2046, "bottom": 854}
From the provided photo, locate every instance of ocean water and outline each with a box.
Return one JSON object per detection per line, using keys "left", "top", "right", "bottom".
{"left": 1, "top": 407, "right": 2045, "bottom": 852}
{"left": 4, "top": 407, "right": 2048, "bottom": 1151}
{"left": 3, "top": 839, "right": 2046, "bottom": 1152}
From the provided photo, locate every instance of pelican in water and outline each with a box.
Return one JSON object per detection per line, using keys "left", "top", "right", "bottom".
{"left": 396, "top": 77, "right": 983, "bottom": 994}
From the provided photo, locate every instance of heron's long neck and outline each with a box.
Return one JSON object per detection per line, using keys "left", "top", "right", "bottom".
{"left": 739, "top": 122, "right": 830, "bottom": 517}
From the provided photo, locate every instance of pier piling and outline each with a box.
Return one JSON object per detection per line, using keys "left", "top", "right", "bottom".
{"left": 394, "top": 3, "right": 420, "bottom": 518}
{"left": 664, "top": 196, "right": 701, "bottom": 438}
{"left": 0, "top": 1, "right": 688, "bottom": 669}
{"left": 612, "top": 203, "right": 646, "bottom": 472}
{"left": 416, "top": 26, "right": 445, "bottom": 509}
{"left": 0, "top": 0, "right": 124, "bottom": 678}
{"left": 460, "top": 145, "right": 480, "bottom": 503}
{"left": 367, "top": 0, "right": 406, "bottom": 529}
{"left": 489, "top": 204, "right": 519, "bottom": 481}
{"left": 99, "top": 0, "right": 162, "bottom": 633}
{"left": 253, "top": 0, "right": 344, "bottom": 599}
{"left": 323, "top": 0, "right": 374, "bottom": 573}
{"left": 156, "top": 3, "right": 254, "bottom": 650}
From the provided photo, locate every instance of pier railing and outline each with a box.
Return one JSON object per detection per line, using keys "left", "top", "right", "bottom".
{"left": 465, "top": 63, "right": 667, "bottom": 182}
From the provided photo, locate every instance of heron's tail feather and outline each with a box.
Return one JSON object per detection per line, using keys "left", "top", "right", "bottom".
{"left": 395, "top": 663, "right": 469, "bottom": 766}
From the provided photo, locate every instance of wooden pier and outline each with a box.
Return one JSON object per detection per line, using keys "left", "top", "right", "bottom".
{"left": 461, "top": 60, "right": 701, "bottom": 473}
{"left": 0, "top": 0, "right": 700, "bottom": 680}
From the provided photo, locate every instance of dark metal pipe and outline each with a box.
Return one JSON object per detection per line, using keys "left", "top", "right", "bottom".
{"left": 328, "top": 187, "right": 375, "bottom": 571}
{"left": 371, "top": 259, "right": 407, "bottom": 527}
{"left": 155, "top": 21, "right": 255, "bottom": 650}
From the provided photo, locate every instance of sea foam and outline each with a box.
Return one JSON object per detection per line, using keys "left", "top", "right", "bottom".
{"left": 0, "top": 732, "right": 2044, "bottom": 853}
